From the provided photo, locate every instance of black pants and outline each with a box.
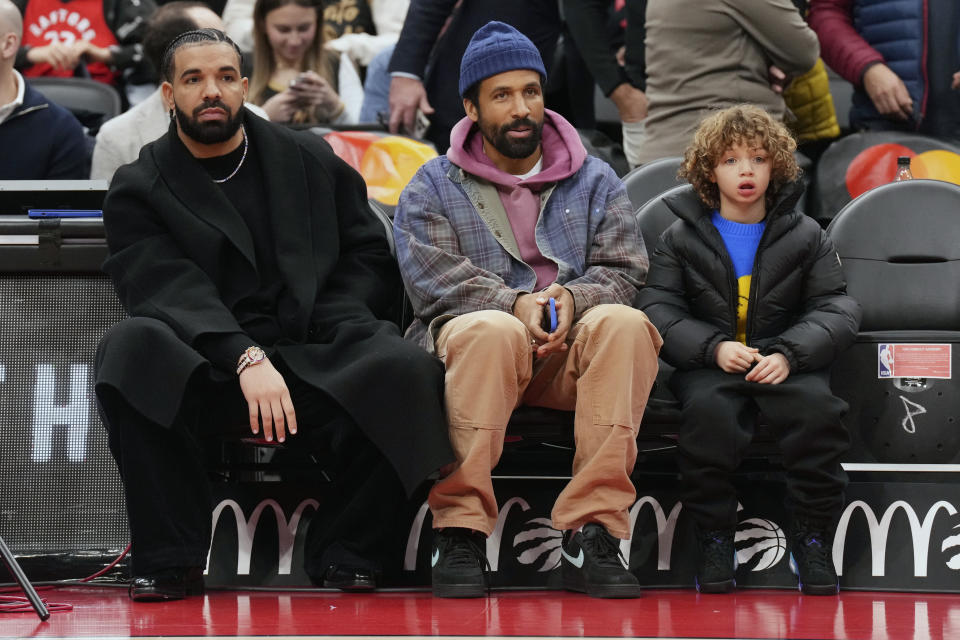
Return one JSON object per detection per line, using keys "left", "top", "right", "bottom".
{"left": 670, "top": 369, "right": 850, "bottom": 531}
{"left": 99, "top": 359, "right": 407, "bottom": 578}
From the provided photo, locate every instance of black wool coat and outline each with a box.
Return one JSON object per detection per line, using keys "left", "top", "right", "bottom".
{"left": 636, "top": 181, "right": 862, "bottom": 373}
{"left": 94, "top": 114, "right": 453, "bottom": 493}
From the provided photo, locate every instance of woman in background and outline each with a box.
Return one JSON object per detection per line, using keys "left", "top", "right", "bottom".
{"left": 250, "top": 0, "right": 362, "bottom": 124}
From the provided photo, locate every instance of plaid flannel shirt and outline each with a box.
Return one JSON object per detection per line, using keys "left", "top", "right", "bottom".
{"left": 394, "top": 154, "right": 648, "bottom": 353}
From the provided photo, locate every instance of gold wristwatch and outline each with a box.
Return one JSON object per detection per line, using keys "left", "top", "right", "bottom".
{"left": 236, "top": 346, "right": 266, "bottom": 375}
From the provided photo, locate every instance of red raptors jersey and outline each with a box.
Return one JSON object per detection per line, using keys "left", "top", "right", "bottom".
{"left": 21, "top": 0, "right": 119, "bottom": 84}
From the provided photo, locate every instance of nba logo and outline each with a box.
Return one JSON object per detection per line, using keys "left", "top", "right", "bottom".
{"left": 878, "top": 344, "right": 894, "bottom": 378}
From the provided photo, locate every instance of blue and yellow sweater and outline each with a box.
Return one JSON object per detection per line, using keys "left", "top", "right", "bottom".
{"left": 711, "top": 211, "right": 765, "bottom": 344}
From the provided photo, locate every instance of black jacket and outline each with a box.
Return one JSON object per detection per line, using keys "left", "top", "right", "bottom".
{"left": 635, "top": 182, "right": 861, "bottom": 372}
{"left": 0, "top": 80, "right": 88, "bottom": 178}
{"left": 95, "top": 114, "right": 453, "bottom": 493}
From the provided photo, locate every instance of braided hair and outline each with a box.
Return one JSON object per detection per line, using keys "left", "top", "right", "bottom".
{"left": 160, "top": 28, "right": 243, "bottom": 83}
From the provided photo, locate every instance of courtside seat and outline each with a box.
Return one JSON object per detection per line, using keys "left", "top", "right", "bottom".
{"left": 622, "top": 157, "right": 684, "bottom": 212}
{"left": 28, "top": 77, "right": 122, "bottom": 129}
{"left": 631, "top": 185, "right": 785, "bottom": 459}
{"left": 632, "top": 185, "right": 684, "bottom": 428}
{"left": 827, "top": 179, "right": 960, "bottom": 464}
{"left": 635, "top": 184, "right": 683, "bottom": 259}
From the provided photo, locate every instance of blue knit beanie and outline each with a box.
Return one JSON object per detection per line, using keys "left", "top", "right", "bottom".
{"left": 458, "top": 21, "right": 547, "bottom": 98}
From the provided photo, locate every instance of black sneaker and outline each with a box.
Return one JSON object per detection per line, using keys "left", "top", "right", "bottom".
{"left": 561, "top": 523, "right": 641, "bottom": 598}
{"left": 695, "top": 528, "right": 737, "bottom": 593}
{"left": 431, "top": 528, "right": 488, "bottom": 598}
{"left": 789, "top": 520, "right": 839, "bottom": 595}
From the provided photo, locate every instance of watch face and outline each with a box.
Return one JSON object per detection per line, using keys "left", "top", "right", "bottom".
{"left": 245, "top": 346, "right": 265, "bottom": 363}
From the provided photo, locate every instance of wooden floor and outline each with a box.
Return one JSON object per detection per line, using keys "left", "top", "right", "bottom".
{"left": 1, "top": 585, "right": 957, "bottom": 639}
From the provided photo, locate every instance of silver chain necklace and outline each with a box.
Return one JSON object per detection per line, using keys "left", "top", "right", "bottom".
{"left": 212, "top": 126, "right": 248, "bottom": 184}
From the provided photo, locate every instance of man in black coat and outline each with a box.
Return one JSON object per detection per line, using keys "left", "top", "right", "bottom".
{"left": 95, "top": 28, "right": 453, "bottom": 601}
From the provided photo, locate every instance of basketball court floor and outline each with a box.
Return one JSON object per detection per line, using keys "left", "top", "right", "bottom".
{"left": 2, "top": 584, "right": 957, "bottom": 639}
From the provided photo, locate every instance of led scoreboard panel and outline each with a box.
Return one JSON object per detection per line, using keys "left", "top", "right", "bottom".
{"left": 0, "top": 204, "right": 130, "bottom": 559}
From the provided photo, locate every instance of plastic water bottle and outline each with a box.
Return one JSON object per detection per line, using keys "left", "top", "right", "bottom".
{"left": 894, "top": 156, "right": 913, "bottom": 182}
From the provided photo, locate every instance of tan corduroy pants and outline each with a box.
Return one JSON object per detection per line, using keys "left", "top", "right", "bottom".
{"left": 428, "top": 304, "right": 662, "bottom": 539}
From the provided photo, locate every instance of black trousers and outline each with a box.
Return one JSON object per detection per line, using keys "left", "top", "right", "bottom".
{"left": 98, "top": 358, "right": 407, "bottom": 578}
{"left": 670, "top": 368, "right": 850, "bottom": 531}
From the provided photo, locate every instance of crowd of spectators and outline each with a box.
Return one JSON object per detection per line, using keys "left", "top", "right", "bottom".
{"left": 2, "top": 0, "right": 958, "bottom": 181}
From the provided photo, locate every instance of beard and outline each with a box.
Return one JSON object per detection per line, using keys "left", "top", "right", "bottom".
{"left": 478, "top": 114, "right": 543, "bottom": 160}
{"left": 174, "top": 99, "right": 244, "bottom": 145}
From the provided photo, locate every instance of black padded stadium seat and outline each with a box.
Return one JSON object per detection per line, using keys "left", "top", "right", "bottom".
{"left": 622, "top": 157, "right": 684, "bottom": 212}
{"left": 28, "top": 77, "right": 122, "bottom": 126}
{"left": 827, "top": 179, "right": 960, "bottom": 465}
{"left": 368, "top": 199, "right": 410, "bottom": 328}
{"left": 636, "top": 184, "right": 683, "bottom": 258}
{"left": 632, "top": 186, "right": 687, "bottom": 432}
{"left": 369, "top": 198, "right": 395, "bottom": 254}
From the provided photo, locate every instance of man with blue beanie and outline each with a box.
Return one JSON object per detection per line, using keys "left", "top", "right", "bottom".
{"left": 394, "top": 21, "right": 662, "bottom": 598}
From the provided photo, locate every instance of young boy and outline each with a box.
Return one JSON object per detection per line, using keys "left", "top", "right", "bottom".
{"left": 636, "top": 105, "right": 861, "bottom": 595}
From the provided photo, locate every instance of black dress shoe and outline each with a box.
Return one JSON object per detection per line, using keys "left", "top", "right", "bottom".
{"left": 322, "top": 564, "right": 378, "bottom": 591}
{"left": 129, "top": 567, "right": 205, "bottom": 601}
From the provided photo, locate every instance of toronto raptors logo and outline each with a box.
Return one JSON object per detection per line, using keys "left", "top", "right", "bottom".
{"left": 736, "top": 517, "right": 787, "bottom": 571}
{"left": 513, "top": 517, "right": 562, "bottom": 572}
{"left": 27, "top": 9, "right": 98, "bottom": 46}
{"left": 945, "top": 524, "right": 960, "bottom": 570}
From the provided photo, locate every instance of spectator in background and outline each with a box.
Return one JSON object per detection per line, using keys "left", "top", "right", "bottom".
{"left": 778, "top": 1, "right": 840, "bottom": 160}
{"left": 249, "top": 0, "right": 362, "bottom": 124}
{"left": 0, "top": 0, "right": 88, "bottom": 178}
{"left": 324, "top": 0, "right": 410, "bottom": 123}
{"left": 393, "top": 22, "right": 661, "bottom": 599}
{"left": 222, "top": 0, "right": 257, "bottom": 52}
{"left": 323, "top": 0, "right": 407, "bottom": 71}
{"left": 12, "top": 0, "right": 155, "bottom": 92}
{"left": 225, "top": 0, "right": 403, "bottom": 69}
{"left": 809, "top": 0, "right": 960, "bottom": 141}
{"left": 563, "top": 0, "right": 648, "bottom": 166}
{"left": 319, "top": 0, "right": 373, "bottom": 42}
{"left": 387, "top": 0, "right": 562, "bottom": 151}
{"left": 631, "top": 0, "right": 818, "bottom": 167}
{"left": 91, "top": 1, "right": 267, "bottom": 182}
{"left": 357, "top": 41, "right": 391, "bottom": 123}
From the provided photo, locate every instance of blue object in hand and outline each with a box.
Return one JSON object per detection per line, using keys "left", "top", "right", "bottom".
{"left": 546, "top": 297, "right": 557, "bottom": 333}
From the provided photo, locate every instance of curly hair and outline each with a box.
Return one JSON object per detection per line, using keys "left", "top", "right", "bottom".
{"left": 679, "top": 104, "right": 799, "bottom": 210}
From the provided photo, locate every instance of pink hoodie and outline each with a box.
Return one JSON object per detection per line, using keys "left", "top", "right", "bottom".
{"left": 447, "top": 109, "right": 587, "bottom": 290}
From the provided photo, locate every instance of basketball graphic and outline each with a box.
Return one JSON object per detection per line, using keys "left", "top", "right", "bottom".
{"left": 943, "top": 524, "right": 960, "bottom": 571}
{"left": 736, "top": 518, "right": 787, "bottom": 571}
{"left": 513, "top": 517, "right": 563, "bottom": 572}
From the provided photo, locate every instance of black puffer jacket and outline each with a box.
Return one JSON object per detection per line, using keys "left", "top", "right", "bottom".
{"left": 636, "top": 181, "right": 861, "bottom": 372}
